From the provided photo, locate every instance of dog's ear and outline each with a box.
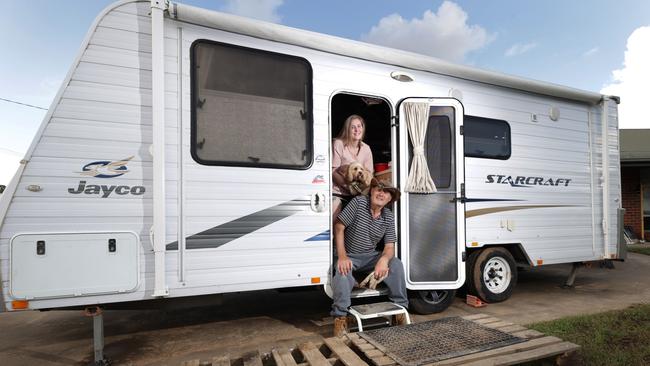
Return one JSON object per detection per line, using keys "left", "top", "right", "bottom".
{"left": 362, "top": 170, "right": 373, "bottom": 185}
{"left": 345, "top": 165, "right": 355, "bottom": 183}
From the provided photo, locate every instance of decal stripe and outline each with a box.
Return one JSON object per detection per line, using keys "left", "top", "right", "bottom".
{"left": 466, "top": 205, "right": 578, "bottom": 218}
{"left": 166, "top": 198, "right": 310, "bottom": 250}
{"left": 305, "top": 230, "right": 330, "bottom": 241}
{"left": 465, "top": 198, "right": 524, "bottom": 203}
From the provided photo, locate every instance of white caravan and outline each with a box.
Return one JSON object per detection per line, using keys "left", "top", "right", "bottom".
{"left": 0, "top": 0, "right": 624, "bottom": 315}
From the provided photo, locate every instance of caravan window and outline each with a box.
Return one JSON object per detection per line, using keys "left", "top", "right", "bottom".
{"left": 464, "top": 116, "right": 511, "bottom": 160}
{"left": 191, "top": 40, "right": 313, "bottom": 168}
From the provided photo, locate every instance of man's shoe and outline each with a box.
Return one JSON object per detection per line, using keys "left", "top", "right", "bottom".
{"left": 333, "top": 316, "right": 348, "bottom": 337}
{"left": 393, "top": 313, "right": 408, "bottom": 326}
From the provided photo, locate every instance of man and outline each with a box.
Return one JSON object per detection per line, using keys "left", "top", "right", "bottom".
{"left": 331, "top": 179, "right": 408, "bottom": 337}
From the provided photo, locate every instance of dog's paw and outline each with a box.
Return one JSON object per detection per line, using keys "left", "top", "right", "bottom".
{"left": 349, "top": 182, "right": 363, "bottom": 195}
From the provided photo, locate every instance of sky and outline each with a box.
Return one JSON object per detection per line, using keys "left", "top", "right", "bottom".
{"left": 0, "top": 0, "right": 649, "bottom": 185}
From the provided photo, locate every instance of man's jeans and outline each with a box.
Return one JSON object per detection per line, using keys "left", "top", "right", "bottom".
{"left": 331, "top": 251, "right": 409, "bottom": 317}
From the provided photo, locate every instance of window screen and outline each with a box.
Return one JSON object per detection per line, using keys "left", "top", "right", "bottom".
{"left": 191, "top": 40, "right": 313, "bottom": 168}
{"left": 425, "top": 116, "right": 452, "bottom": 189}
{"left": 464, "top": 116, "right": 511, "bottom": 159}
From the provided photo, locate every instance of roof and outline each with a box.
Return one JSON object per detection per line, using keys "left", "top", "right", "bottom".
{"left": 620, "top": 129, "right": 650, "bottom": 163}
{"left": 170, "top": 1, "right": 612, "bottom": 105}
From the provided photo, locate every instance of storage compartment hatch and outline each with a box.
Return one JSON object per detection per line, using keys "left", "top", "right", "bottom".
{"left": 10, "top": 232, "right": 140, "bottom": 300}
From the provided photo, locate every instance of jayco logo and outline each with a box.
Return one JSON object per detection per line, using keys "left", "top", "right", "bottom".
{"left": 78, "top": 156, "right": 133, "bottom": 178}
{"left": 68, "top": 180, "right": 145, "bottom": 197}
{"left": 68, "top": 157, "right": 146, "bottom": 197}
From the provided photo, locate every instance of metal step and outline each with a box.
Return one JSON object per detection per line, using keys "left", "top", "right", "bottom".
{"left": 348, "top": 302, "right": 410, "bottom": 332}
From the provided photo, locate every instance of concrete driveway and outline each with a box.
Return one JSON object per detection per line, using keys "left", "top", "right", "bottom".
{"left": 1, "top": 252, "right": 649, "bottom": 365}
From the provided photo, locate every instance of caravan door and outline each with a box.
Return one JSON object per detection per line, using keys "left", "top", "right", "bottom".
{"left": 397, "top": 98, "right": 465, "bottom": 290}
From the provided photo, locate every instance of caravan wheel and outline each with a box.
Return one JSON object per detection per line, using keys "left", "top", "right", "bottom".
{"left": 469, "top": 247, "right": 517, "bottom": 303}
{"left": 408, "top": 289, "right": 456, "bottom": 314}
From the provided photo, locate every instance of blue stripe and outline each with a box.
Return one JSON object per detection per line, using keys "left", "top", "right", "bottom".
{"left": 305, "top": 230, "right": 330, "bottom": 242}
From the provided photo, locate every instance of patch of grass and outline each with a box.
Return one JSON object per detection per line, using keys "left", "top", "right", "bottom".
{"left": 629, "top": 246, "right": 650, "bottom": 256}
{"left": 526, "top": 304, "right": 650, "bottom": 366}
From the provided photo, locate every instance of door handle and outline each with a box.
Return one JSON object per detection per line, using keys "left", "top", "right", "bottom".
{"left": 450, "top": 196, "right": 466, "bottom": 203}
{"left": 310, "top": 192, "right": 326, "bottom": 212}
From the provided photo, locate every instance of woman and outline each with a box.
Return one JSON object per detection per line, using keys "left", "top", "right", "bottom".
{"left": 332, "top": 115, "right": 374, "bottom": 220}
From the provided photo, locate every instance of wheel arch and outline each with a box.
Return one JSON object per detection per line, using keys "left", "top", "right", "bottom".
{"left": 467, "top": 243, "right": 532, "bottom": 267}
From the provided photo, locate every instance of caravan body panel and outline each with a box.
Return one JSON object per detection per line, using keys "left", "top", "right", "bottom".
{"left": 463, "top": 98, "right": 621, "bottom": 265}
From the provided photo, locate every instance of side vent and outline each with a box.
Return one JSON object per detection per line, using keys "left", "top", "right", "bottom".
{"left": 36, "top": 241, "right": 45, "bottom": 255}
{"left": 108, "top": 239, "right": 116, "bottom": 253}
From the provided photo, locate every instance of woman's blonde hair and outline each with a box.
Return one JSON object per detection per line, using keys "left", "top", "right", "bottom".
{"left": 336, "top": 114, "right": 366, "bottom": 148}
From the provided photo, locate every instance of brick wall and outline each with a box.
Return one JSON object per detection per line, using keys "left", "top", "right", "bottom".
{"left": 621, "top": 167, "right": 642, "bottom": 238}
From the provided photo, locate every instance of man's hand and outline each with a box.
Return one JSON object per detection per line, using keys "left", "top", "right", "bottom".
{"left": 359, "top": 257, "right": 390, "bottom": 289}
{"left": 337, "top": 256, "right": 353, "bottom": 276}
{"left": 374, "top": 257, "right": 390, "bottom": 279}
{"left": 359, "top": 271, "right": 388, "bottom": 289}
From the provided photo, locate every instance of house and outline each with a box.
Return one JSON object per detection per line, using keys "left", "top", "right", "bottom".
{"left": 620, "top": 129, "right": 650, "bottom": 240}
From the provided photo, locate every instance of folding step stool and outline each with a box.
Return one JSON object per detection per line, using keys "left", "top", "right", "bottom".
{"left": 348, "top": 302, "right": 411, "bottom": 332}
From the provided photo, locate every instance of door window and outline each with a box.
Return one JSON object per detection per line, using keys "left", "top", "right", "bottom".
{"left": 425, "top": 115, "right": 452, "bottom": 189}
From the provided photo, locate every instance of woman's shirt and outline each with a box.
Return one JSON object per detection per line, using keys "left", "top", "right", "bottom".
{"left": 332, "top": 139, "right": 374, "bottom": 195}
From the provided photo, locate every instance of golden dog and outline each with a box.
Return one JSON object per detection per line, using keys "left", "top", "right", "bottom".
{"left": 340, "top": 162, "right": 373, "bottom": 195}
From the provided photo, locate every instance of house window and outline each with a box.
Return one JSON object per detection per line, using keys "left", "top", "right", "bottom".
{"left": 464, "top": 116, "right": 511, "bottom": 160}
{"left": 191, "top": 40, "right": 313, "bottom": 168}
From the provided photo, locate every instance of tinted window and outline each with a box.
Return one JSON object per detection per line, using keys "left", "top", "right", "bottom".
{"left": 191, "top": 41, "right": 312, "bottom": 168}
{"left": 464, "top": 116, "right": 511, "bottom": 159}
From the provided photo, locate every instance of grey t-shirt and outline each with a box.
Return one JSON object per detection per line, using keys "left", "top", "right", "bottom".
{"left": 337, "top": 195, "right": 396, "bottom": 254}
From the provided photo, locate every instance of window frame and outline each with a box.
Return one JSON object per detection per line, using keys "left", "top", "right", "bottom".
{"left": 190, "top": 39, "right": 314, "bottom": 169}
{"left": 463, "top": 115, "right": 511, "bottom": 160}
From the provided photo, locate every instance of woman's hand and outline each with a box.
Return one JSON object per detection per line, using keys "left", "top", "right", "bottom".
{"left": 337, "top": 256, "right": 353, "bottom": 276}
{"left": 374, "top": 257, "right": 389, "bottom": 279}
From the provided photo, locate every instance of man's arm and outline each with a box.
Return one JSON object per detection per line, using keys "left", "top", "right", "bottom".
{"left": 335, "top": 221, "right": 353, "bottom": 275}
{"left": 373, "top": 243, "right": 394, "bottom": 279}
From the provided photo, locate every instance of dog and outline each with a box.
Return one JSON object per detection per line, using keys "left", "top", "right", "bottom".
{"left": 340, "top": 162, "right": 373, "bottom": 195}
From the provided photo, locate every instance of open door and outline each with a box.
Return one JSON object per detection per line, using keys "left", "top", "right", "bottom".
{"left": 397, "top": 98, "right": 465, "bottom": 290}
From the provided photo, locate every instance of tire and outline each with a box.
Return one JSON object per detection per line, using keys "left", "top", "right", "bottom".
{"left": 468, "top": 247, "right": 517, "bottom": 303}
{"left": 408, "top": 289, "right": 456, "bottom": 314}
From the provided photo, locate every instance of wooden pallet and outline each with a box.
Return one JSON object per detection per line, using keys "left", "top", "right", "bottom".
{"left": 181, "top": 314, "right": 580, "bottom": 366}
{"left": 180, "top": 339, "right": 365, "bottom": 366}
